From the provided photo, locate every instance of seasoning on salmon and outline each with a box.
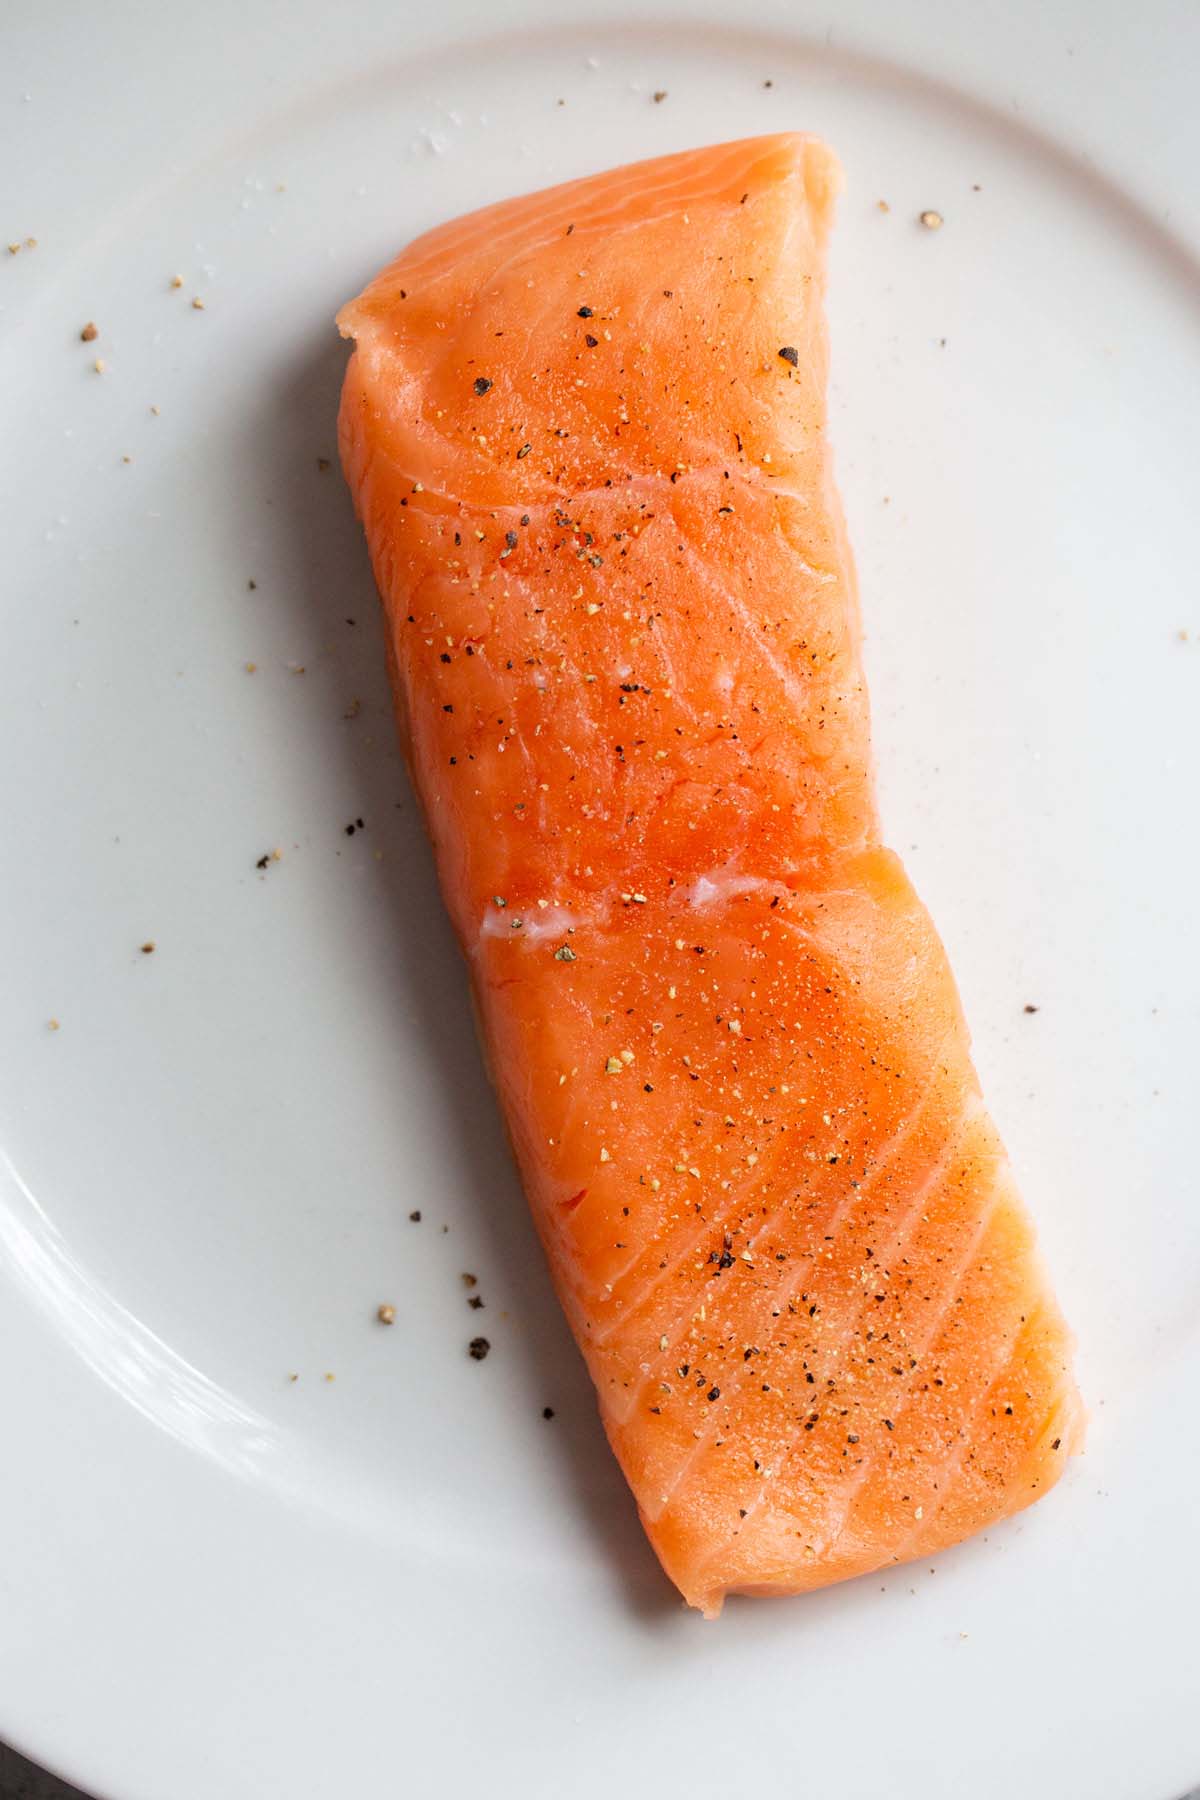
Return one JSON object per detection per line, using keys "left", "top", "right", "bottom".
{"left": 336, "top": 132, "right": 1082, "bottom": 1616}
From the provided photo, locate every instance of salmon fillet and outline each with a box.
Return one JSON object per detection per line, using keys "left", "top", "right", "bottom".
{"left": 337, "top": 133, "right": 1082, "bottom": 1615}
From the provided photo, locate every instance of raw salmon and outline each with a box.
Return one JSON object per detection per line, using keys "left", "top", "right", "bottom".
{"left": 337, "top": 133, "right": 1082, "bottom": 1614}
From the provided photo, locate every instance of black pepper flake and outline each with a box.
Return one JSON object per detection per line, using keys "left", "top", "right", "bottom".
{"left": 505, "top": 530, "right": 518, "bottom": 549}
{"left": 584, "top": 334, "right": 599, "bottom": 348}
{"left": 473, "top": 376, "right": 493, "bottom": 395}
{"left": 468, "top": 1337, "right": 490, "bottom": 1361}
{"left": 778, "top": 345, "right": 799, "bottom": 367}
{"left": 707, "top": 1386, "right": 720, "bottom": 1402}
{"left": 440, "top": 652, "right": 452, "bottom": 663}
{"left": 1024, "top": 1004, "right": 1039, "bottom": 1014}
{"left": 408, "top": 1210, "right": 422, "bottom": 1222}
{"left": 577, "top": 305, "right": 593, "bottom": 318}
{"left": 884, "top": 1418, "right": 894, "bottom": 1431}
{"left": 255, "top": 854, "right": 270, "bottom": 870}
{"left": 468, "top": 1295, "right": 485, "bottom": 1310}
{"left": 1051, "top": 1436, "right": 1061, "bottom": 1450}
{"left": 543, "top": 1406, "right": 555, "bottom": 1419}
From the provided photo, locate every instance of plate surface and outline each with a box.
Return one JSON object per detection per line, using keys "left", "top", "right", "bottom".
{"left": 2, "top": 3, "right": 1198, "bottom": 1797}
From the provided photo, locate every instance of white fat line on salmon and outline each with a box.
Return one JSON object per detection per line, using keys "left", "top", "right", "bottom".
{"left": 641, "top": 1085, "right": 978, "bottom": 1521}
{"left": 877, "top": 1302, "right": 1059, "bottom": 1573}
{"left": 687, "top": 870, "right": 771, "bottom": 908}
{"left": 705, "top": 1117, "right": 1005, "bottom": 1565}
{"left": 475, "top": 872, "right": 806, "bottom": 960}
{"left": 673, "top": 538, "right": 817, "bottom": 725}
{"left": 597, "top": 1026, "right": 958, "bottom": 1370}
{"left": 377, "top": 458, "right": 821, "bottom": 526}
{"left": 603, "top": 1032, "right": 960, "bottom": 1433}
{"left": 477, "top": 904, "right": 587, "bottom": 947}
{"left": 809, "top": 1157, "right": 1020, "bottom": 1560}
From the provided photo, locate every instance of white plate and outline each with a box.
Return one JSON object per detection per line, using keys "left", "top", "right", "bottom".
{"left": 2, "top": 3, "right": 1198, "bottom": 1797}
